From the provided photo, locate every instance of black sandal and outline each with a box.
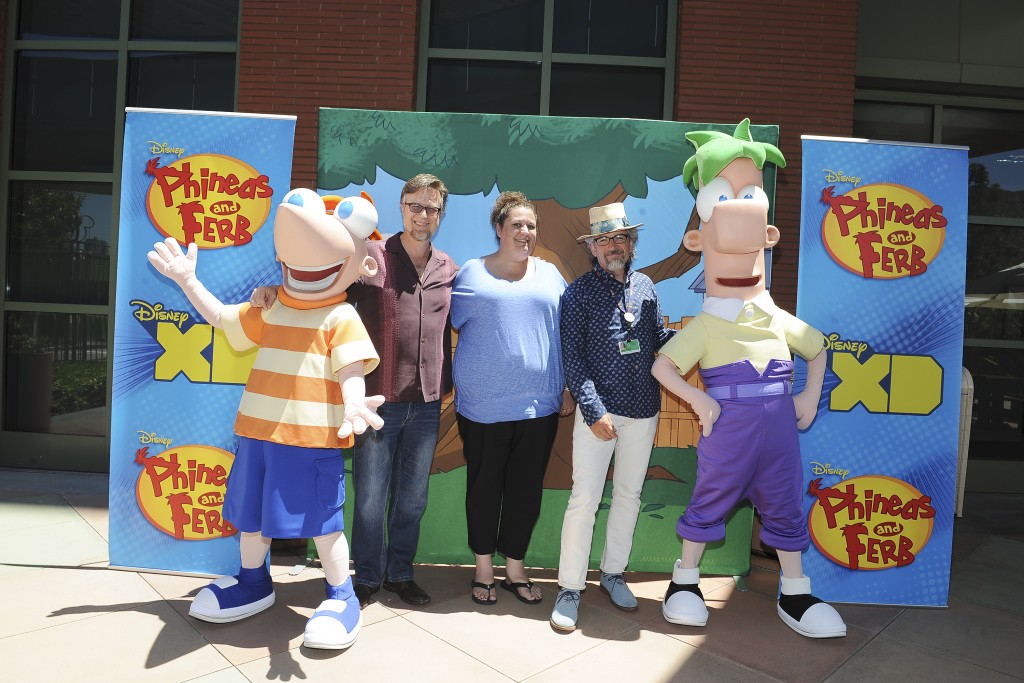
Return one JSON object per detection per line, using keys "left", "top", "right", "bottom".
{"left": 471, "top": 580, "right": 497, "bottom": 605}
{"left": 501, "top": 578, "right": 542, "bottom": 604}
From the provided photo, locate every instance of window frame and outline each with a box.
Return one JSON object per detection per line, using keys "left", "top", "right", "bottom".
{"left": 855, "top": 89, "right": 1024, "bottom": 485}
{"left": 0, "top": 0, "right": 242, "bottom": 471}
{"left": 416, "top": 0, "right": 677, "bottom": 119}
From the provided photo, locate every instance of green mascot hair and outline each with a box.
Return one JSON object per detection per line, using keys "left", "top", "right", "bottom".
{"left": 682, "top": 118, "right": 786, "bottom": 193}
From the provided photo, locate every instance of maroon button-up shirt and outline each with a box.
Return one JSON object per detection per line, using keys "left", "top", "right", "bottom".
{"left": 347, "top": 233, "right": 458, "bottom": 403}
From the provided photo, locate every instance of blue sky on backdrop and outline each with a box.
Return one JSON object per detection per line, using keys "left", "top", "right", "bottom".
{"left": 325, "top": 168, "right": 707, "bottom": 321}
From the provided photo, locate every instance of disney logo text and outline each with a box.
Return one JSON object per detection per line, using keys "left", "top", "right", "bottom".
{"left": 824, "top": 169, "right": 862, "bottom": 186}
{"left": 810, "top": 461, "right": 851, "bottom": 479}
{"left": 825, "top": 332, "right": 869, "bottom": 359}
{"left": 131, "top": 300, "right": 190, "bottom": 329}
{"left": 138, "top": 431, "right": 173, "bottom": 447}
{"left": 148, "top": 141, "right": 185, "bottom": 158}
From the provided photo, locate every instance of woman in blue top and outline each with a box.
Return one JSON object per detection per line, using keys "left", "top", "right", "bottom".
{"left": 451, "top": 191, "right": 574, "bottom": 606}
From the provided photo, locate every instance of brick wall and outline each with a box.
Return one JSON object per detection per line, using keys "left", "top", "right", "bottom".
{"left": 237, "top": 0, "right": 420, "bottom": 190}
{"left": 236, "top": 0, "right": 858, "bottom": 308}
{"left": 675, "top": 0, "right": 859, "bottom": 310}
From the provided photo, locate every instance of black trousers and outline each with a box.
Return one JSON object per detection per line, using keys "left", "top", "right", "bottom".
{"left": 457, "top": 412, "right": 559, "bottom": 560}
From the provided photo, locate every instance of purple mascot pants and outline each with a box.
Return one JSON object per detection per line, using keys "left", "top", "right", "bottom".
{"left": 677, "top": 361, "right": 809, "bottom": 553}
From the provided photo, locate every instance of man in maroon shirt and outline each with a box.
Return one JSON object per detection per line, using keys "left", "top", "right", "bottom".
{"left": 347, "top": 174, "right": 459, "bottom": 607}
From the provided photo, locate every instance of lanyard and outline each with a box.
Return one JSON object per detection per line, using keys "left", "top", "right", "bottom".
{"left": 603, "top": 273, "right": 635, "bottom": 337}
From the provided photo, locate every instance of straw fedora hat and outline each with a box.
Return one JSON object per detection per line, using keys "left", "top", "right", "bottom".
{"left": 577, "top": 202, "right": 644, "bottom": 243}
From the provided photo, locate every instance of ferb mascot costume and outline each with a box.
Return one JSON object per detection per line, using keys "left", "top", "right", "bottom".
{"left": 147, "top": 188, "right": 384, "bottom": 650}
{"left": 651, "top": 119, "right": 847, "bottom": 638}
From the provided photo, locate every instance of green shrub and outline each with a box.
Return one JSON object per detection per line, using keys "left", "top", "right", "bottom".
{"left": 51, "top": 360, "right": 106, "bottom": 416}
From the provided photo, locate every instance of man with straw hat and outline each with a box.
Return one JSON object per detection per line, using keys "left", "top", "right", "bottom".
{"left": 550, "top": 202, "right": 676, "bottom": 631}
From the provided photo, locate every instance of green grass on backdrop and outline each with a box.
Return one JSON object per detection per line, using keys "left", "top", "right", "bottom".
{"left": 312, "top": 446, "right": 753, "bottom": 577}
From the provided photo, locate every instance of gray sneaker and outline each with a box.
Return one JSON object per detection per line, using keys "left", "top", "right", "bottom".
{"left": 600, "top": 572, "right": 638, "bottom": 611}
{"left": 550, "top": 588, "right": 580, "bottom": 631}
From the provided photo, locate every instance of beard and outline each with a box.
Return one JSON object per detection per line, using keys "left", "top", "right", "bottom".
{"left": 604, "top": 249, "right": 629, "bottom": 272}
{"left": 406, "top": 224, "right": 433, "bottom": 242}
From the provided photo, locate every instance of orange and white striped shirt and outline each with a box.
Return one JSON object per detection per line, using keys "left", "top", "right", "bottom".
{"left": 220, "top": 289, "right": 379, "bottom": 449}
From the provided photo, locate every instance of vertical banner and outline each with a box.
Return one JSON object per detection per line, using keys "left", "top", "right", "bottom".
{"left": 797, "top": 136, "right": 968, "bottom": 605}
{"left": 110, "top": 109, "right": 296, "bottom": 575}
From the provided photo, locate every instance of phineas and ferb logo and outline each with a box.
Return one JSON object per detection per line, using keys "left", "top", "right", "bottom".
{"left": 145, "top": 153, "right": 273, "bottom": 249}
{"left": 807, "top": 475, "right": 935, "bottom": 570}
{"left": 134, "top": 443, "right": 237, "bottom": 540}
{"left": 820, "top": 182, "right": 946, "bottom": 279}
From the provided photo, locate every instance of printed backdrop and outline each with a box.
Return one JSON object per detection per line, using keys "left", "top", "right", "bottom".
{"left": 110, "top": 108, "right": 296, "bottom": 575}
{"left": 797, "top": 136, "right": 969, "bottom": 606}
{"left": 316, "top": 109, "right": 787, "bottom": 575}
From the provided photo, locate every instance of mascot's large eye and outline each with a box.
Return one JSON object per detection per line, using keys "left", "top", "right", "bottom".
{"left": 736, "top": 184, "right": 769, "bottom": 209}
{"left": 695, "top": 177, "right": 734, "bottom": 223}
{"left": 281, "top": 188, "right": 325, "bottom": 214}
{"left": 334, "top": 196, "right": 379, "bottom": 239}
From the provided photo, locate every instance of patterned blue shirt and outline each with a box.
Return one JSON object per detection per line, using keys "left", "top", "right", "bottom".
{"left": 560, "top": 266, "right": 675, "bottom": 425}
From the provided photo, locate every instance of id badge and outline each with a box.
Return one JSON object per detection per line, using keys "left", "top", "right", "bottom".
{"left": 618, "top": 339, "right": 640, "bottom": 355}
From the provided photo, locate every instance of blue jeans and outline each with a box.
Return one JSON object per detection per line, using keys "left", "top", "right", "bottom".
{"left": 351, "top": 400, "right": 441, "bottom": 586}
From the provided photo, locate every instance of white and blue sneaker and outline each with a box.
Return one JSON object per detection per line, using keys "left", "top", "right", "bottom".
{"left": 777, "top": 576, "right": 846, "bottom": 639}
{"left": 662, "top": 561, "right": 708, "bottom": 627}
{"left": 304, "top": 578, "right": 363, "bottom": 650}
{"left": 600, "top": 572, "right": 638, "bottom": 611}
{"left": 189, "top": 565, "right": 275, "bottom": 623}
{"left": 550, "top": 588, "right": 581, "bottom": 632}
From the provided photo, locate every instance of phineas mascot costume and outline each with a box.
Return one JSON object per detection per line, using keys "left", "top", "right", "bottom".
{"left": 652, "top": 120, "right": 847, "bottom": 639}
{"left": 148, "top": 188, "right": 384, "bottom": 650}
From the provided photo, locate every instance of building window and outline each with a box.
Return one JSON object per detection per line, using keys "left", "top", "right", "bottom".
{"left": 17, "top": 0, "right": 120, "bottom": 40}
{"left": 4, "top": 311, "right": 108, "bottom": 436}
{"left": 852, "top": 102, "right": 932, "bottom": 145}
{"left": 854, "top": 98, "right": 1024, "bottom": 464}
{"left": 947, "top": 108, "right": 1024, "bottom": 461}
{"left": 964, "top": 222, "right": 1024, "bottom": 348}
{"left": 0, "top": 0, "right": 239, "bottom": 452}
{"left": 551, "top": 0, "right": 667, "bottom": 59}
{"left": 942, "top": 107, "right": 1024, "bottom": 220}
{"left": 420, "top": 0, "right": 675, "bottom": 119}
{"left": 6, "top": 181, "right": 112, "bottom": 306}
{"left": 429, "top": 0, "right": 544, "bottom": 52}
{"left": 129, "top": 0, "right": 240, "bottom": 42}
{"left": 11, "top": 51, "right": 118, "bottom": 173}
{"left": 426, "top": 59, "right": 542, "bottom": 115}
{"left": 549, "top": 63, "right": 664, "bottom": 119}
{"left": 127, "top": 52, "right": 237, "bottom": 111}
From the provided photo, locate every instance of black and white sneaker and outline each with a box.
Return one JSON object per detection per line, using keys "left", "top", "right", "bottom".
{"left": 777, "top": 576, "right": 846, "bottom": 638}
{"left": 662, "top": 561, "right": 708, "bottom": 626}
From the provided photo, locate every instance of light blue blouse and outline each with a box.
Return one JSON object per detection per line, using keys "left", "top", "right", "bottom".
{"left": 451, "top": 257, "right": 566, "bottom": 424}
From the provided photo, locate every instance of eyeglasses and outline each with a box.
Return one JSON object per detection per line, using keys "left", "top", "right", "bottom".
{"left": 404, "top": 202, "right": 442, "bottom": 217}
{"left": 592, "top": 234, "right": 630, "bottom": 246}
